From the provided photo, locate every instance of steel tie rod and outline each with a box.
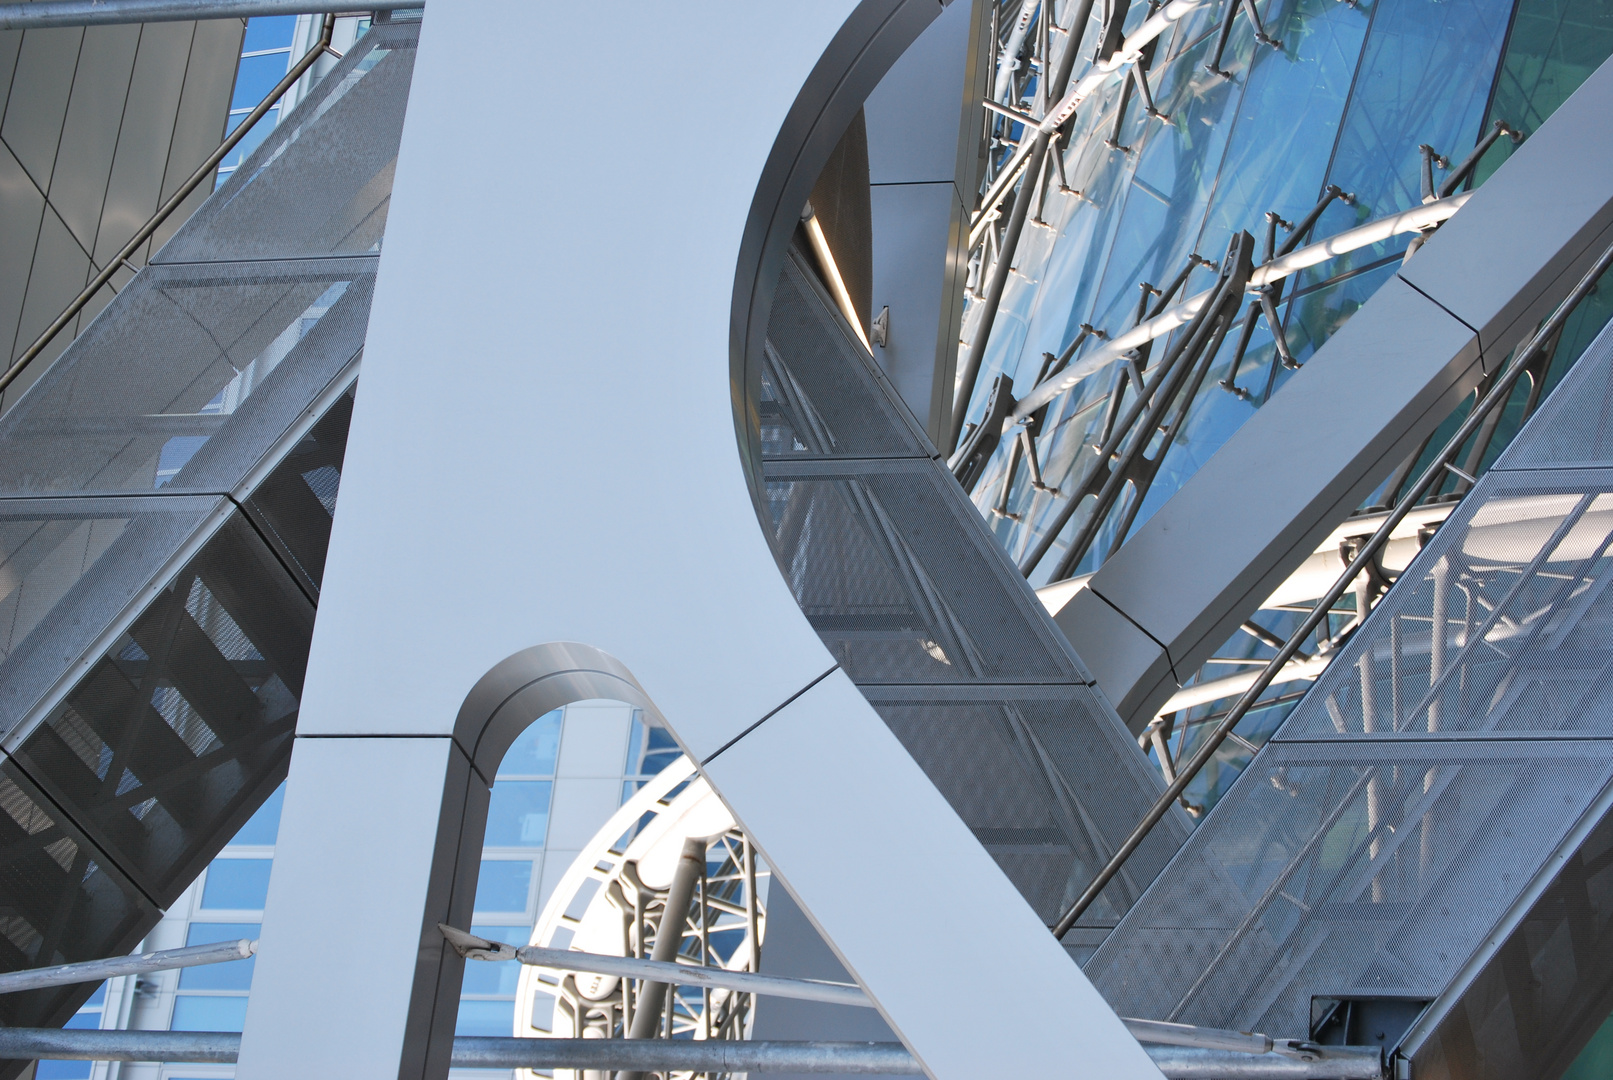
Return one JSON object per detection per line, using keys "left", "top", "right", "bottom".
{"left": 1052, "top": 233, "right": 1613, "bottom": 938}
{"left": 441, "top": 926, "right": 1283, "bottom": 1054}
{"left": 0, "top": 1030, "right": 1387, "bottom": 1077}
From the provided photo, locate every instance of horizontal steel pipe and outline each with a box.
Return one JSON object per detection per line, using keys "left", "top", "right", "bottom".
{"left": 0, "top": 1032, "right": 1384, "bottom": 1077}
{"left": 452, "top": 1038, "right": 922, "bottom": 1074}
{"left": 0, "top": 940, "right": 253, "bottom": 996}
{"left": 0, "top": 0, "right": 407, "bottom": 29}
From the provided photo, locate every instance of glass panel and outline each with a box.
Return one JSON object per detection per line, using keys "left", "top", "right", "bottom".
{"left": 485, "top": 781, "right": 551, "bottom": 847}
{"left": 178, "top": 922, "right": 259, "bottom": 989}
{"left": 230, "top": 52, "right": 291, "bottom": 112}
{"left": 455, "top": 998, "right": 516, "bottom": 1037}
{"left": 462, "top": 925, "right": 527, "bottom": 995}
{"left": 230, "top": 783, "right": 284, "bottom": 846}
{"left": 200, "top": 859, "right": 272, "bottom": 910}
{"left": 1475, "top": 0, "right": 1613, "bottom": 183}
{"left": 1196, "top": 0, "right": 1371, "bottom": 255}
{"left": 0, "top": 259, "right": 375, "bottom": 498}
{"left": 474, "top": 860, "right": 533, "bottom": 915}
{"left": 241, "top": 15, "right": 296, "bottom": 52}
{"left": 1302, "top": 0, "right": 1513, "bottom": 283}
{"left": 170, "top": 994, "right": 250, "bottom": 1032}
{"left": 14, "top": 511, "right": 311, "bottom": 904}
{"left": 154, "top": 24, "right": 419, "bottom": 263}
{"left": 35, "top": 1063, "right": 92, "bottom": 1080}
{"left": 501, "top": 711, "right": 560, "bottom": 777}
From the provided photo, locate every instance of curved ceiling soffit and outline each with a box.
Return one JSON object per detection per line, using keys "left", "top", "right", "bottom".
{"left": 729, "top": 0, "right": 947, "bottom": 534}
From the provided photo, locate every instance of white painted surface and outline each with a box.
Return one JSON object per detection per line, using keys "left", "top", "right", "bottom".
{"left": 239, "top": 0, "right": 1160, "bottom": 1076}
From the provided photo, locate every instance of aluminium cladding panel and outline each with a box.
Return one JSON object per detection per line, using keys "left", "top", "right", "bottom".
{"left": 0, "top": 257, "right": 374, "bottom": 497}
{"left": 760, "top": 250, "right": 1186, "bottom": 932}
{"left": 151, "top": 21, "right": 419, "bottom": 265}
{"left": 1087, "top": 455, "right": 1613, "bottom": 1044}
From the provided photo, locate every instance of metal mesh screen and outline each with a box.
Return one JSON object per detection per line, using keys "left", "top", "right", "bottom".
{"left": 1495, "top": 315, "right": 1613, "bottom": 470}
{"left": 152, "top": 23, "right": 418, "bottom": 265}
{"left": 0, "top": 16, "right": 415, "bottom": 1028}
{"left": 11, "top": 511, "right": 309, "bottom": 904}
{"left": 1087, "top": 740, "right": 1613, "bottom": 1038}
{"left": 763, "top": 464, "right": 1080, "bottom": 682}
{"left": 1282, "top": 477, "right": 1613, "bottom": 739}
{"left": 863, "top": 684, "right": 1186, "bottom": 928}
{"left": 244, "top": 387, "right": 353, "bottom": 597}
{"left": 0, "top": 757, "right": 156, "bottom": 1029}
{"left": 0, "top": 496, "right": 221, "bottom": 739}
{"left": 1093, "top": 318, "right": 1613, "bottom": 1055}
{"left": 760, "top": 246, "right": 1181, "bottom": 929}
{"left": 0, "top": 259, "right": 373, "bottom": 497}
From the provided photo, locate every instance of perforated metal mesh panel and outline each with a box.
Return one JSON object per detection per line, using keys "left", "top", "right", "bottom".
{"left": 0, "top": 19, "right": 417, "bottom": 1024}
{"left": 863, "top": 684, "right": 1187, "bottom": 927}
{"left": 1495, "top": 315, "right": 1613, "bottom": 470}
{"left": 761, "top": 248, "right": 1185, "bottom": 931}
{"left": 1093, "top": 318, "right": 1613, "bottom": 1057}
{"left": 1088, "top": 740, "right": 1613, "bottom": 1036}
{"left": 153, "top": 23, "right": 418, "bottom": 265}
{"left": 0, "top": 759, "right": 156, "bottom": 1028}
{"left": 1282, "top": 478, "right": 1613, "bottom": 739}
{"left": 0, "top": 260, "right": 372, "bottom": 497}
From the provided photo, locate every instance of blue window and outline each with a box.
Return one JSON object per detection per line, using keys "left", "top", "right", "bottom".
{"left": 474, "top": 860, "right": 533, "bottom": 915}
{"left": 200, "top": 859, "right": 273, "bottom": 910}
{"left": 231, "top": 784, "right": 284, "bottom": 846}
{"left": 171, "top": 995, "right": 250, "bottom": 1032}
{"left": 179, "top": 923, "right": 260, "bottom": 990}
{"left": 455, "top": 998, "right": 515, "bottom": 1037}
{"left": 485, "top": 781, "right": 551, "bottom": 846}
{"left": 461, "top": 925, "right": 527, "bottom": 995}
{"left": 502, "top": 710, "right": 561, "bottom": 775}
{"left": 231, "top": 52, "right": 293, "bottom": 111}
{"left": 241, "top": 14, "right": 295, "bottom": 52}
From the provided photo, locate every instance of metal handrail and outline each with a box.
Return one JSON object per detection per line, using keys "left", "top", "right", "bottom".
{"left": 0, "top": 12, "right": 339, "bottom": 398}
{"left": 1053, "top": 235, "right": 1613, "bottom": 938}
{"left": 0, "top": 0, "right": 397, "bottom": 30}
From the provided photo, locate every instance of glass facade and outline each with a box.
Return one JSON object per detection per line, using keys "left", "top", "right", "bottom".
{"left": 956, "top": 0, "right": 1613, "bottom": 817}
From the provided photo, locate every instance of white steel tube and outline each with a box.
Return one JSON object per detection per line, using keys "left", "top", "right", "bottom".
{"left": 0, "top": 940, "right": 254, "bottom": 996}
{"left": 0, "top": 1031, "right": 1384, "bottom": 1077}
{"left": 1008, "top": 190, "right": 1476, "bottom": 423}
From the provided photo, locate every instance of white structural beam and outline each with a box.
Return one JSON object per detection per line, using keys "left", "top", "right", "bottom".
{"left": 233, "top": 2, "right": 1160, "bottom": 1079}
{"left": 1054, "top": 54, "right": 1613, "bottom": 732}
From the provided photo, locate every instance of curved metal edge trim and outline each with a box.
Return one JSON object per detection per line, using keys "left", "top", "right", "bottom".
{"left": 727, "top": 0, "right": 947, "bottom": 551}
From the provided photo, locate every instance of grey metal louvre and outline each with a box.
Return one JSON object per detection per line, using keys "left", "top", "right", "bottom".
{"left": 760, "top": 247, "right": 1186, "bottom": 938}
